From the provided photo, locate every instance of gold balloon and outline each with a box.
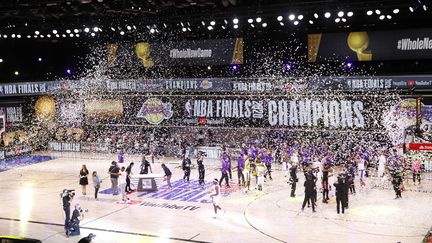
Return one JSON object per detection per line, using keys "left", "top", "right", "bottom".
{"left": 35, "top": 96, "right": 56, "bottom": 120}
{"left": 135, "top": 42, "right": 154, "bottom": 67}
{"left": 347, "top": 32, "right": 372, "bottom": 61}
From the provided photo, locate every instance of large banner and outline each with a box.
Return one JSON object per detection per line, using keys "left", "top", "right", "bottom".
{"left": 84, "top": 96, "right": 394, "bottom": 131}
{"left": 308, "top": 28, "right": 432, "bottom": 62}
{"left": 112, "top": 38, "right": 244, "bottom": 67}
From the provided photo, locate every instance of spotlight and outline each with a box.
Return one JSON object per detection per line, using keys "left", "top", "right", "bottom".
{"left": 347, "top": 11, "right": 353, "bottom": 17}
{"left": 17, "top": 34, "right": 22, "bottom": 38}
{"left": 256, "top": 17, "right": 262, "bottom": 23}
{"left": 27, "top": 35, "right": 31, "bottom": 38}
{"left": 73, "top": 29, "right": 79, "bottom": 33}
{"left": 379, "top": 15, "right": 385, "bottom": 20}
{"left": 230, "top": 64, "right": 240, "bottom": 73}
{"left": 91, "top": 32, "right": 96, "bottom": 36}
{"left": 210, "top": 21, "right": 216, "bottom": 26}
{"left": 324, "top": 12, "right": 331, "bottom": 18}
{"left": 233, "top": 24, "right": 238, "bottom": 29}
{"left": 11, "top": 34, "right": 15, "bottom": 38}
{"left": 309, "top": 20, "right": 314, "bottom": 24}
{"left": 110, "top": 27, "right": 116, "bottom": 31}
{"left": 84, "top": 27, "right": 90, "bottom": 32}
{"left": 248, "top": 18, "right": 253, "bottom": 23}
{"left": 375, "top": 9, "right": 381, "bottom": 15}
{"left": 367, "top": 10, "right": 373, "bottom": 15}
{"left": 423, "top": 4, "right": 427, "bottom": 11}
{"left": 52, "top": 30, "right": 58, "bottom": 34}
{"left": 314, "top": 13, "right": 319, "bottom": 18}
{"left": 65, "top": 69, "right": 72, "bottom": 75}
{"left": 262, "top": 23, "right": 267, "bottom": 27}
{"left": 288, "top": 14, "right": 295, "bottom": 21}
{"left": 120, "top": 31, "right": 125, "bottom": 35}
{"left": 0, "top": 58, "right": 3, "bottom": 63}
{"left": 201, "top": 21, "right": 205, "bottom": 26}
{"left": 224, "top": 19, "right": 228, "bottom": 25}
{"left": 342, "top": 18, "right": 346, "bottom": 22}
{"left": 233, "top": 18, "right": 239, "bottom": 24}
{"left": 280, "top": 22, "right": 285, "bottom": 26}
{"left": 38, "top": 57, "right": 42, "bottom": 62}
{"left": 56, "top": 34, "right": 59, "bottom": 37}
{"left": 35, "top": 31, "right": 40, "bottom": 35}
{"left": 335, "top": 18, "right": 340, "bottom": 23}
{"left": 40, "top": 35, "right": 44, "bottom": 38}
{"left": 182, "top": 27, "right": 187, "bottom": 32}
{"left": 62, "top": 34, "right": 66, "bottom": 37}
{"left": 277, "top": 16, "right": 283, "bottom": 21}
{"left": 207, "top": 66, "right": 211, "bottom": 70}
{"left": 47, "top": 34, "right": 51, "bottom": 38}
{"left": 150, "top": 28, "right": 155, "bottom": 33}
{"left": 75, "top": 34, "right": 79, "bottom": 37}
{"left": 343, "top": 61, "right": 353, "bottom": 70}
{"left": 69, "top": 33, "right": 74, "bottom": 37}
{"left": 283, "top": 63, "right": 292, "bottom": 72}
{"left": 293, "top": 20, "right": 299, "bottom": 25}
{"left": 207, "top": 26, "right": 213, "bottom": 30}
{"left": 298, "top": 14, "right": 304, "bottom": 20}
{"left": 66, "top": 29, "right": 71, "bottom": 34}
{"left": 409, "top": 6, "right": 414, "bottom": 12}
{"left": 338, "top": 11, "right": 344, "bottom": 17}
{"left": 250, "top": 24, "right": 255, "bottom": 28}
{"left": 393, "top": 8, "right": 399, "bottom": 14}
{"left": 387, "top": 15, "right": 392, "bottom": 19}
{"left": 14, "top": 71, "right": 19, "bottom": 76}
{"left": 127, "top": 25, "right": 132, "bottom": 30}
{"left": 2, "top": 35, "right": 7, "bottom": 38}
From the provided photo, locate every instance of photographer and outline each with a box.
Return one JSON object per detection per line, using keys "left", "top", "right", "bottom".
{"left": 61, "top": 189, "right": 74, "bottom": 232}
{"left": 67, "top": 203, "right": 85, "bottom": 237}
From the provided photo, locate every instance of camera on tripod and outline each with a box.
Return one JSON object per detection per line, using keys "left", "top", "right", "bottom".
{"left": 60, "top": 189, "right": 75, "bottom": 198}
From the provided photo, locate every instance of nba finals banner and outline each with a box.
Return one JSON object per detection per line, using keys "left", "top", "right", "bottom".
{"left": 308, "top": 28, "right": 432, "bottom": 62}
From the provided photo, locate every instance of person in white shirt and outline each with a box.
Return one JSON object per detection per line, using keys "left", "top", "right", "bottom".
{"left": 118, "top": 167, "right": 129, "bottom": 202}
{"left": 378, "top": 152, "right": 386, "bottom": 178}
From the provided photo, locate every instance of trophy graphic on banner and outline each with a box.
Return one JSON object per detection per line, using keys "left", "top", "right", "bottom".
{"left": 347, "top": 32, "right": 373, "bottom": 61}
{"left": 135, "top": 42, "right": 154, "bottom": 67}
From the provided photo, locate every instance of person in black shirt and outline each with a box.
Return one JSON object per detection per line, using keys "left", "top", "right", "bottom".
{"left": 62, "top": 190, "right": 73, "bottom": 231}
{"left": 301, "top": 170, "right": 317, "bottom": 212}
{"left": 161, "top": 163, "right": 172, "bottom": 189}
{"left": 108, "top": 161, "right": 120, "bottom": 195}
{"left": 78, "top": 233, "right": 96, "bottom": 243}
{"left": 125, "top": 162, "right": 134, "bottom": 192}
{"left": 182, "top": 156, "right": 192, "bottom": 182}
{"left": 140, "top": 155, "right": 152, "bottom": 174}
{"left": 334, "top": 176, "right": 347, "bottom": 214}
{"left": 67, "top": 203, "right": 83, "bottom": 237}
{"left": 289, "top": 163, "right": 298, "bottom": 197}
{"left": 197, "top": 154, "right": 205, "bottom": 186}
{"left": 79, "top": 164, "right": 89, "bottom": 195}
{"left": 322, "top": 163, "right": 330, "bottom": 203}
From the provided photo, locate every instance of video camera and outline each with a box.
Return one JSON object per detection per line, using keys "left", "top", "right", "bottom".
{"left": 60, "top": 189, "right": 75, "bottom": 198}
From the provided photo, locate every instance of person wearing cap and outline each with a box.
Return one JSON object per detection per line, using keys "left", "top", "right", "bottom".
{"left": 78, "top": 233, "right": 96, "bottom": 243}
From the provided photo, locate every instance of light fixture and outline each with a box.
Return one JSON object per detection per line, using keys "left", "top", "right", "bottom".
{"left": 120, "top": 31, "right": 125, "bottom": 35}
{"left": 52, "top": 30, "right": 58, "bottom": 34}
{"left": 69, "top": 33, "right": 74, "bottom": 37}
{"left": 14, "top": 71, "right": 19, "bottom": 76}
{"left": 298, "top": 14, "right": 304, "bottom": 20}
{"left": 75, "top": 34, "right": 79, "bottom": 37}
{"left": 233, "top": 24, "right": 238, "bottom": 29}
{"left": 62, "top": 34, "right": 66, "bottom": 37}
{"left": 0, "top": 59, "right": 3, "bottom": 63}
{"left": 338, "top": 11, "right": 344, "bottom": 17}
{"left": 288, "top": 14, "right": 295, "bottom": 21}
{"left": 233, "top": 18, "right": 239, "bottom": 24}
{"left": 207, "top": 66, "right": 211, "bottom": 70}
{"left": 342, "top": 18, "right": 346, "bottom": 22}
{"left": 47, "top": 34, "right": 51, "bottom": 38}
{"left": 40, "top": 35, "right": 44, "bottom": 38}
{"left": 256, "top": 17, "right": 262, "bottom": 23}
{"left": 393, "top": 8, "right": 399, "bottom": 14}
{"left": 210, "top": 21, "right": 216, "bottom": 26}
{"left": 84, "top": 27, "right": 90, "bottom": 32}
{"left": 375, "top": 9, "right": 381, "bottom": 15}
{"left": 248, "top": 18, "right": 253, "bottom": 23}
{"left": 387, "top": 15, "right": 392, "bottom": 19}
{"left": 347, "top": 11, "right": 353, "bottom": 17}
{"left": 309, "top": 20, "right": 314, "bottom": 24}
{"left": 55, "top": 34, "right": 59, "bottom": 37}
{"left": 38, "top": 57, "right": 42, "bottom": 62}
{"left": 126, "top": 26, "right": 132, "bottom": 30}
{"left": 27, "top": 35, "right": 31, "bottom": 38}
{"left": 423, "top": 4, "right": 427, "bottom": 11}
{"left": 91, "top": 32, "right": 96, "bottom": 36}
{"left": 280, "top": 22, "right": 284, "bottom": 26}
{"left": 35, "top": 31, "right": 40, "bottom": 35}
{"left": 3, "top": 35, "right": 7, "bottom": 38}
{"left": 224, "top": 19, "right": 228, "bottom": 25}
{"left": 150, "top": 28, "right": 155, "bottom": 33}
{"left": 201, "top": 21, "right": 206, "bottom": 26}
{"left": 17, "top": 34, "right": 21, "bottom": 38}
{"left": 277, "top": 16, "right": 283, "bottom": 21}
{"left": 367, "top": 10, "right": 373, "bottom": 15}
{"left": 262, "top": 23, "right": 267, "bottom": 27}
{"left": 11, "top": 34, "right": 16, "bottom": 38}
{"left": 379, "top": 15, "right": 385, "bottom": 20}
{"left": 182, "top": 27, "right": 187, "bottom": 32}
{"left": 66, "top": 29, "right": 71, "bottom": 34}
{"left": 314, "top": 13, "right": 319, "bottom": 18}
{"left": 293, "top": 20, "right": 299, "bottom": 25}
{"left": 324, "top": 12, "right": 331, "bottom": 18}
{"left": 335, "top": 18, "right": 340, "bottom": 23}
{"left": 207, "top": 26, "right": 213, "bottom": 30}
{"left": 409, "top": 6, "right": 414, "bottom": 12}
{"left": 110, "top": 27, "right": 116, "bottom": 31}
{"left": 250, "top": 24, "right": 255, "bottom": 28}
{"left": 73, "top": 29, "right": 79, "bottom": 33}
